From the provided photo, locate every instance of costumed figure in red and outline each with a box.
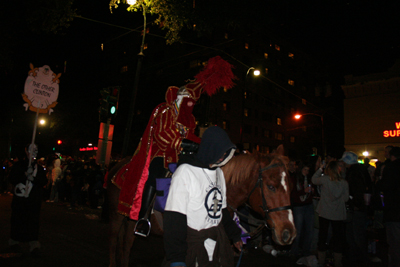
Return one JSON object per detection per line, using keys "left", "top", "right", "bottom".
{"left": 111, "top": 56, "right": 236, "bottom": 236}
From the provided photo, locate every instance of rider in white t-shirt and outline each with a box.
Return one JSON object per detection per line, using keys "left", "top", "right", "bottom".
{"left": 163, "top": 126, "right": 242, "bottom": 267}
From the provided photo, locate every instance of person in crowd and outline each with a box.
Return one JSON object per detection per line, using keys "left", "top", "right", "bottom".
{"left": 44, "top": 155, "right": 54, "bottom": 201}
{"left": 87, "top": 161, "right": 104, "bottom": 209}
{"left": 312, "top": 160, "right": 349, "bottom": 267}
{"left": 8, "top": 144, "right": 47, "bottom": 257}
{"left": 364, "top": 158, "right": 376, "bottom": 182}
{"left": 376, "top": 146, "right": 394, "bottom": 182}
{"left": 69, "top": 161, "right": 86, "bottom": 209}
{"left": 377, "top": 146, "right": 400, "bottom": 267}
{"left": 1, "top": 159, "right": 13, "bottom": 194}
{"left": 341, "top": 151, "right": 372, "bottom": 264}
{"left": 49, "top": 158, "right": 62, "bottom": 203}
{"left": 289, "top": 162, "right": 314, "bottom": 258}
{"left": 163, "top": 126, "right": 242, "bottom": 267}
{"left": 288, "top": 159, "right": 298, "bottom": 179}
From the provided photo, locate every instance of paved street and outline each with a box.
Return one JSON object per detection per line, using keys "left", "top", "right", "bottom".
{"left": 0, "top": 193, "right": 389, "bottom": 267}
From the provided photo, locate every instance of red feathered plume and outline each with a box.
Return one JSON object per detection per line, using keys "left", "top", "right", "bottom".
{"left": 194, "top": 56, "right": 236, "bottom": 96}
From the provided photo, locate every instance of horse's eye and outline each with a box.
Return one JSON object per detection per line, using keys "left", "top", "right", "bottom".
{"left": 267, "top": 185, "right": 275, "bottom": 192}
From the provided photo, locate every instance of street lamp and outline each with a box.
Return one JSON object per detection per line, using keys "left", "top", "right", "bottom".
{"left": 240, "top": 67, "right": 260, "bottom": 144}
{"left": 39, "top": 119, "right": 46, "bottom": 125}
{"left": 294, "top": 113, "right": 325, "bottom": 157}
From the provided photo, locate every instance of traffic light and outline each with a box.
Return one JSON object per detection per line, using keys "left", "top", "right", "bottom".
{"left": 99, "top": 88, "right": 110, "bottom": 122}
{"left": 108, "top": 86, "right": 120, "bottom": 118}
{"left": 99, "top": 86, "right": 120, "bottom": 122}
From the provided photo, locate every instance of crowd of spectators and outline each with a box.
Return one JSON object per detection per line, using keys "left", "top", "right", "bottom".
{"left": 1, "top": 154, "right": 107, "bottom": 211}
{"left": 2, "top": 145, "right": 399, "bottom": 266}
{"left": 260, "top": 145, "right": 399, "bottom": 267}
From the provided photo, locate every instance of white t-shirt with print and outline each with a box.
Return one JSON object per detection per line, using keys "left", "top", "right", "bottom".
{"left": 165, "top": 163, "right": 227, "bottom": 260}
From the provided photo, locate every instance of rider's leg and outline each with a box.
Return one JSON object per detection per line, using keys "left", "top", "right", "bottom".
{"left": 135, "top": 157, "right": 165, "bottom": 236}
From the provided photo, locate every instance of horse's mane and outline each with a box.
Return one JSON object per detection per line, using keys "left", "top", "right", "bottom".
{"left": 222, "top": 153, "right": 260, "bottom": 185}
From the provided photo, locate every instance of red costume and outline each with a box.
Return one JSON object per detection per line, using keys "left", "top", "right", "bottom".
{"left": 112, "top": 56, "right": 236, "bottom": 220}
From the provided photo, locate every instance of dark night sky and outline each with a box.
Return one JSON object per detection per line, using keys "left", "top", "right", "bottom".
{"left": 1, "top": 0, "right": 399, "bottom": 157}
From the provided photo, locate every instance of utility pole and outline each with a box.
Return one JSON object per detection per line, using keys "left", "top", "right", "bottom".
{"left": 122, "top": 6, "right": 147, "bottom": 157}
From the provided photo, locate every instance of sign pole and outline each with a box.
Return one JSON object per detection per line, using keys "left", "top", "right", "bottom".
{"left": 28, "top": 99, "right": 40, "bottom": 166}
{"left": 100, "top": 118, "right": 111, "bottom": 170}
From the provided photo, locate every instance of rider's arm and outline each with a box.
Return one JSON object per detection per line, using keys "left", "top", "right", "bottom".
{"left": 163, "top": 211, "right": 187, "bottom": 266}
{"left": 221, "top": 208, "right": 241, "bottom": 243}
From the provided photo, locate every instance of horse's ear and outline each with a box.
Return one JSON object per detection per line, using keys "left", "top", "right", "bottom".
{"left": 276, "top": 144, "right": 285, "bottom": 156}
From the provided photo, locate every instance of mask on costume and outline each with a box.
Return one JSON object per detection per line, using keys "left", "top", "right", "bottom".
{"left": 26, "top": 144, "right": 38, "bottom": 160}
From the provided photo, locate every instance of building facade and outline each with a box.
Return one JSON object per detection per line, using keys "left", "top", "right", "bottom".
{"left": 342, "top": 60, "right": 400, "bottom": 161}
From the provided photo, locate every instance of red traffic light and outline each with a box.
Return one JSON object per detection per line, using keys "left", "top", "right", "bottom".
{"left": 111, "top": 88, "right": 119, "bottom": 96}
{"left": 57, "top": 140, "right": 62, "bottom": 145}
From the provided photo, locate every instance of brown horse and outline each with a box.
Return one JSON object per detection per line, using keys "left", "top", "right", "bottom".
{"left": 107, "top": 144, "right": 296, "bottom": 267}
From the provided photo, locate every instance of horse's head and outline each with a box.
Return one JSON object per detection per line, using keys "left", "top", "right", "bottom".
{"left": 223, "top": 145, "right": 296, "bottom": 246}
{"left": 251, "top": 145, "right": 296, "bottom": 245}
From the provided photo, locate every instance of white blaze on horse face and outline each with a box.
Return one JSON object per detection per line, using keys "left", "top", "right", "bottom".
{"left": 288, "top": 209, "right": 294, "bottom": 225}
{"left": 280, "top": 171, "right": 294, "bottom": 225}
{"left": 280, "top": 172, "right": 287, "bottom": 192}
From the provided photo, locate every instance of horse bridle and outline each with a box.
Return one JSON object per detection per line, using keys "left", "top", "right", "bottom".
{"left": 247, "top": 162, "right": 292, "bottom": 229}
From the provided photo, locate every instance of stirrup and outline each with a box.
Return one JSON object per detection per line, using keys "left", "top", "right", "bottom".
{"left": 134, "top": 218, "right": 151, "bottom": 237}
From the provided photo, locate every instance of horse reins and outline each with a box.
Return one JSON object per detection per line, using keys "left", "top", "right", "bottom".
{"left": 245, "top": 163, "right": 292, "bottom": 229}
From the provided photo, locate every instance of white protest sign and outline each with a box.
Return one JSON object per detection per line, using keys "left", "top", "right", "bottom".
{"left": 22, "top": 64, "right": 61, "bottom": 114}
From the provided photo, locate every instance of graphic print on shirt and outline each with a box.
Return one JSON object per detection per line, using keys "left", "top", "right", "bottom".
{"left": 204, "top": 185, "right": 223, "bottom": 224}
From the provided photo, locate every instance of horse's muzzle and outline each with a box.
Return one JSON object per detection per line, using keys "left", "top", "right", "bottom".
{"left": 282, "top": 229, "right": 292, "bottom": 244}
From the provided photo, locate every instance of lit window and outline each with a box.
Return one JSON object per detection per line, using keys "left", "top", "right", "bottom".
{"left": 143, "top": 43, "right": 148, "bottom": 50}
{"left": 224, "top": 33, "right": 228, "bottom": 39}
{"left": 244, "top": 108, "right": 249, "bottom": 117}
{"left": 275, "top": 44, "right": 280, "bottom": 51}
{"left": 264, "top": 53, "right": 268, "bottom": 59}
{"left": 223, "top": 102, "right": 230, "bottom": 111}
{"left": 302, "top": 99, "right": 307, "bottom": 105}
{"left": 265, "top": 68, "right": 268, "bottom": 74}
{"left": 288, "top": 52, "right": 294, "bottom": 58}
{"left": 277, "top": 118, "right": 282, "bottom": 125}
{"left": 121, "top": 66, "right": 128, "bottom": 73}
{"left": 222, "top": 121, "right": 230, "bottom": 130}
{"left": 288, "top": 79, "right": 295, "bottom": 86}
{"left": 263, "top": 129, "right": 270, "bottom": 138}
{"left": 245, "top": 43, "right": 249, "bottom": 49}
{"left": 223, "top": 86, "right": 228, "bottom": 92}
{"left": 275, "top": 132, "right": 283, "bottom": 140}
{"left": 193, "top": 24, "right": 196, "bottom": 30}
{"left": 290, "top": 136, "right": 295, "bottom": 143}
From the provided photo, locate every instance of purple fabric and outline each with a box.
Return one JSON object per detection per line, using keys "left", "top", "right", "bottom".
{"left": 154, "top": 177, "right": 171, "bottom": 212}
{"left": 168, "top": 163, "right": 178, "bottom": 173}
